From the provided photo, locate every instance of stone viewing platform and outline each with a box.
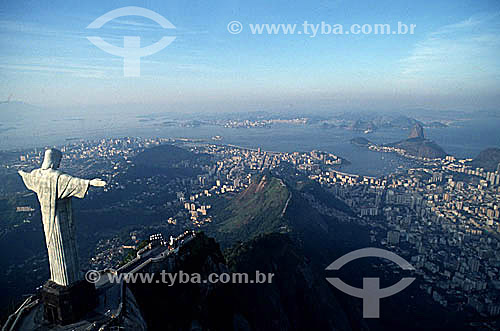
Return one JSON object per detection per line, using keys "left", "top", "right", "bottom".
{"left": 2, "top": 269, "right": 146, "bottom": 331}
{"left": 2, "top": 231, "right": 197, "bottom": 331}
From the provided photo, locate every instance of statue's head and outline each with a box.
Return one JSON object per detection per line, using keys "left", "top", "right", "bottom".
{"left": 41, "top": 148, "right": 62, "bottom": 170}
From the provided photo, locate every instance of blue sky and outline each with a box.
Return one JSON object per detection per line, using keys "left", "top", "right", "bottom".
{"left": 0, "top": 0, "right": 499, "bottom": 113}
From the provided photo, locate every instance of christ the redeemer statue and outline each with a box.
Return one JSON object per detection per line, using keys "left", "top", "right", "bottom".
{"left": 18, "top": 148, "right": 106, "bottom": 287}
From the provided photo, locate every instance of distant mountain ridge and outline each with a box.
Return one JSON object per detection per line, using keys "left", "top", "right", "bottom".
{"left": 350, "top": 124, "right": 447, "bottom": 159}
{"left": 323, "top": 114, "right": 447, "bottom": 133}
{"left": 408, "top": 123, "right": 425, "bottom": 139}
{"left": 386, "top": 124, "right": 447, "bottom": 159}
{"left": 387, "top": 137, "right": 447, "bottom": 159}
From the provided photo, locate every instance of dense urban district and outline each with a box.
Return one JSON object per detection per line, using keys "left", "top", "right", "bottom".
{"left": 1, "top": 135, "right": 499, "bottom": 321}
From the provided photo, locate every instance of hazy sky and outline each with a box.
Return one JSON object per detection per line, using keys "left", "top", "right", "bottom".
{"left": 0, "top": 0, "right": 499, "bottom": 113}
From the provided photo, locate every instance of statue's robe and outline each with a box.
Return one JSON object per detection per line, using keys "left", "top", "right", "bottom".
{"left": 20, "top": 169, "right": 89, "bottom": 286}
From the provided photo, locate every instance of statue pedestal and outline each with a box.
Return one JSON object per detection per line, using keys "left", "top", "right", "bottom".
{"left": 41, "top": 279, "right": 97, "bottom": 325}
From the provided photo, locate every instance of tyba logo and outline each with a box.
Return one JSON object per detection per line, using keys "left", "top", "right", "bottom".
{"left": 87, "top": 7, "right": 176, "bottom": 77}
{"left": 326, "top": 247, "right": 415, "bottom": 318}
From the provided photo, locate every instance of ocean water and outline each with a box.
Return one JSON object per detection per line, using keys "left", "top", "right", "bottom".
{"left": 1, "top": 113, "right": 499, "bottom": 177}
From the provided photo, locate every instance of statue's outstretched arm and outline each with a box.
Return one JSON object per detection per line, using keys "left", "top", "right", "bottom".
{"left": 57, "top": 174, "right": 106, "bottom": 200}
{"left": 18, "top": 170, "right": 35, "bottom": 191}
{"left": 89, "top": 178, "right": 106, "bottom": 187}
